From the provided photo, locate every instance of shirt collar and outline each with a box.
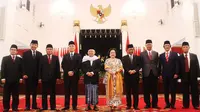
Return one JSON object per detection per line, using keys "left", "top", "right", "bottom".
{"left": 184, "top": 52, "right": 189, "bottom": 56}
{"left": 165, "top": 50, "right": 171, "bottom": 54}
{"left": 31, "top": 50, "right": 36, "bottom": 53}
{"left": 70, "top": 52, "right": 74, "bottom": 55}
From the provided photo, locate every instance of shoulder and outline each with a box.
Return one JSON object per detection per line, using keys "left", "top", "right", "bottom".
{"left": 23, "top": 50, "right": 31, "bottom": 55}
{"left": 2, "top": 56, "right": 9, "bottom": 60}
{"left": 153, "top": 50, "right": 158, "bottom": 54}
{"left": 37, "top": 51, "right": 42, "bottom": 55}
{"left": 190, "top": 53, "right": 198, "bottom": 58}
{"left": 122, "top": 55, "right": 128, "bottom": 59}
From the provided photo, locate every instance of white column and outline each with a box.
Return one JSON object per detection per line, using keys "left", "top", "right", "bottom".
{"left": 121, "top": 24, "right": 128, "bottom": 56}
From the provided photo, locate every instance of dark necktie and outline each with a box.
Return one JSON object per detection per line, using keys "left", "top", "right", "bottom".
{"left": 70, "top": 53, "right": 73, "bottom": 60}
{"left": 148, "top": 51, "right": 152, "bottom": 60}
{"left": 12, "top": 55, "right": 15, "bottom": 62}
{"left": 33, "top": 51, "right": 36, "bottom": 58}
{"left": 48, "top": 55, "right": 51, "bottom": 64}
{"left": 185, "top": 54, "right": 189, "bottom": 72}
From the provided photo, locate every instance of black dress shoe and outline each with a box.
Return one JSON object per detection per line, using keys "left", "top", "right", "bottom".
{"left": 164, "top": 105, "right": 170, "bottom": 109}
{"left": 194, "top": 107, "right": 200, "bottom": 110}
{"left": 40, "top": 109, "right": 47, "bottom": 111}
{"left": 62, "top": 107, "right": 69, "bottom": 110}
{"left": 85, "top": 106, "right": 92, "bottom": 111}
{"left": 171, "top": 105, "right": 176, "bottom": 109}
{"left": 152, "top": 106, "right": 161, "bottom": 109}
{"left": 182, "top": 107, "right": 189, "bottom": 109}
{"left": 32, "top": 107, "right": 40, "bottom": 110}
{"left": 126, "top": 107, "right": 131, "bottom": 110}
{"left": 3, "top": 109, "right": 9, "bottom": 112}
{"left": 12, "top": 109, "right": 19, "bottom": 111}
{"left": 134, "top": 107, "right": 140, "bottom": 110}
{"left": 25, "top": 107, "right": 30, "bottom": 111}
{"left": 144, "top": 105, "right": 150, "bottom": 109}
{"left": 73, "top": 107, "right": 78, "bottom": 110}
{"left": 93, "top": 106, "right": 99, "bottom": 111}
{"left": 51, "top": 108, "right": 56, "bottom": 110}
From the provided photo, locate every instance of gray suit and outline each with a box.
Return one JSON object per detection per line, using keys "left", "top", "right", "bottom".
{"left": 140, "top": 50, "right": 159, "bottom": 77}
{"left": 140, "top": 50, "right": 160, "bottom": 107}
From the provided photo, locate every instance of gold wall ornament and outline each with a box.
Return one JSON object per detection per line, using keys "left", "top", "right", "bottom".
{"left": 73, "top": 20, "right": 80, "bottom": 27}
{"left": 121, "top": 20, "right": 127, "bottom": 26}
{"left": 90, "top": 4, "right": 111, "bottom": 24}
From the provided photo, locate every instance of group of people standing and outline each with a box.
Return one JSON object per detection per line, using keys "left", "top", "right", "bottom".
{"left": 0, "top": 39, "right": 199, "bottom": 112}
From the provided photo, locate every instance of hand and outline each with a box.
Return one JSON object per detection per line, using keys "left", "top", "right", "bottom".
{"left": 68, "top": 71, "right": 74, "bottom": 76}
{"left": 86, "top": 72, "right": 91, "bottom": 76}
{"left": 132, "top": 70, "right": 136, "bottom": 74}
{"left": 159, "top": 76, "right": 162, "bottom": 80}
{"left": 1, "top": 79, "right": 6, "bottom": 84}
{"left": 38, "top": 79, "right": 42, "bottom": 83}
{"left": 19, "top": 79, "right": 23, "bottom": 83}
{"left": 174, "top": 74, "right": 178, "bottom": 79}
{"left": 90, "top": 72, "right": 94, "bottom": 77}
{"left": 56, "top": 79, "right": 60, "bottom": 82}
{"left": 23, "top": 75, "right": 28, "bottom": 79}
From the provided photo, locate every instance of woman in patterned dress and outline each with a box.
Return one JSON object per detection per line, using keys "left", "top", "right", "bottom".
{"left": 104, "top": 49, "right": 123, "bottom": 110}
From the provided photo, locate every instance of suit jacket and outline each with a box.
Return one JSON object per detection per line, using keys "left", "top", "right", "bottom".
{"left": 61, "top": 53, "right": 82, "bottom": 80}
{"left": 1, "top": 55, "right": 23, "bottom": 83}
{"left": 23, "top": 50, "right": 42, "bottom": 78}
{"left": 82, "top": 59, "right": 101, "bottom": 84}
{"left": 179, "top": 53, "right": 200, "bottom": 82}
{"left": 122, "top": 55, "right": 141, "bottom": 82}
{"left": 140, "top": 50, "right": 159, "bottom": 77}
{"left": 39, "top": 55, "right": 60, "bottom": 82}
{"left": 159, "top": 51, "right": 179, "bottom": 77}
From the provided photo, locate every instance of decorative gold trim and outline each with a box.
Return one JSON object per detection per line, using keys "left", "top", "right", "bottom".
{"left": 73, "top": 20, "right": 80, "bottom": 27}
{"left": 121, "top": 20, "right": 127, "bottom": 26}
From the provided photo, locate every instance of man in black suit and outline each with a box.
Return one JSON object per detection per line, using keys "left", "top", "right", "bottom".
{"left": 39, "top": 44, "right": 60, "bottom": 111}
{"left": 140, "top": 39, "right": 160, "bottom": 109}
{"left": 22, "top": 40, "right": 42, "bottom": 110}
{"left": 1, "top": 44, "right": 23, "bottom": 112}
{"left": 179, "top": 42, "right": 199, "bottom": 110}
{"left": 122, "top": 44, "right": 141, "bottom": 110}
{"left": 82, "top": 49, "right": 101, "bottom": 111}
{"left": 61, "top": 41, "right": 82, "bottom": 110}
{"left": 159, "top": 41, "right": 179, "bottom": 109}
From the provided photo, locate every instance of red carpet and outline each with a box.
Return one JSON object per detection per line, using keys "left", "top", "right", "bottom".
{"left": 0, "top": 95, "right": 199, "bottom": 112}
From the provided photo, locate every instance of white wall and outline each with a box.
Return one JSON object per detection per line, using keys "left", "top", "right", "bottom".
{"left": 0, "top": 0, "right": 200, "bottom": 66}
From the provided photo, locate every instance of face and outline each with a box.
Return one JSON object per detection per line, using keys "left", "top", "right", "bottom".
{"left": 182, "top": 45, "right": 190, "bottom": 53}
{"left": 30, "top": 43, "right": 38, "bottom": 51}
{"left": 88, "top": 49, "right": 95, "bottom": 57}
{"left": 46, "top": 47, "right": 53, "bottom": 55}
{"left": 163, "top": 44, "right": 171, "bottom": 51}
{"left": 10, "top": 48, "right": 18, "bottom": 55}
{"left": 128, "top": 47, "right": 134, "bottom": 55}
{"left": 146, "top": 43, "right": 152, "bottom": 51}
{"left": 68, "top": 44, "right": 75, "bottom": 52}
{"left": 109, "top": 50, "right": 116, "bottom": 58}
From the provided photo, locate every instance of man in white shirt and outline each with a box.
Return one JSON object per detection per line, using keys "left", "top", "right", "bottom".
{"left": 179, "top": 42, "right": 199, "bottom": 110}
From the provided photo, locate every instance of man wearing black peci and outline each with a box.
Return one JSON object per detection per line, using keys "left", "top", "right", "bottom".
{"left": 61, "top": 41, "right": 82, "bottom": 110}
{"left": 22, "top": 40, "right": 42, "bottom": 110}
{"left": 1, "top": 44, "right": 23, "bottom": 112}
{"left": 179, "top": 42, "right": 200, "bottom": 110}
{"left": 122, "top": 44, "right": 141, "bottom": 110}
{"left": 159, "top": 41, "right": 179, "bottom": 109}
{"left": 39, "top": 44, "right": 61, "bottom": 111}
{"left": 140, "top": 39, "right": 160, "bottom": 109}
